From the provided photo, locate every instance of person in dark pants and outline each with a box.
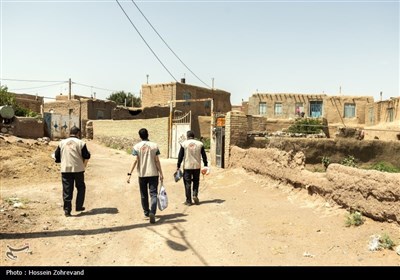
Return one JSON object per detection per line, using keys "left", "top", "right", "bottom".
{"left": 127, "top": 128, "right": 164, "bottom": 224}
{"left": 177, "top": 130, "right": 208, "bottom": 206}
{"left": 54, "top": 126, "right": 90, "bottom": 217}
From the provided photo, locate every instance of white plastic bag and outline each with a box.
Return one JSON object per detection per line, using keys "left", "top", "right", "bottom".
{"left": 157, "top": 185, "right": 168, "bottom": 211}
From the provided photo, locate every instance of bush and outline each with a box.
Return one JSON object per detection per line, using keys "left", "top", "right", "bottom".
{"left": 341, "top": 155, "right": 357, "bottom": 167}
{"left": 379, "top": 234, "right": 395, "bottom": 250}
{"left": 370, "top": 162, "right": 400, "bottom": 173}
{"left": 345, "top": 211, "right": 364, "bottom": 227}
{"left": 201, "top": 137, "right": 210, "bottom": 150}
{"left": 321, "top": 156, "right": 330, "bottom": 169}
{"left": 287, "top": 118, "right": 323, "bottom": 134}
{"left": 14, "top": 106, "right": 38, "bottom": 117}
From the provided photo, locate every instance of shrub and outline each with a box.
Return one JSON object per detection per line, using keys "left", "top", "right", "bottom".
{"left": 201, "top": 137, "right": 210, "bottom": 150}
{"left": 341, "top": 155, "right": 357, "bottom": 167}
{"left": 379, "top": 234, "right": 395, "bottom": 250}
{"left": 321, "top": 156, "right": 330, "bottom": 169}
{"left": 287, "top": 118, "right": 323, "bottom": 134}
{"left": 345, "top": 211, "right": 364, "bottom": 227}
{"left": 370, "top": 162, "right": 400, "bottom": 173}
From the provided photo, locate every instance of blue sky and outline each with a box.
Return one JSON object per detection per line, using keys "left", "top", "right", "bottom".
{"left": 0, "top": 0, "right": 399, "bottom": 105}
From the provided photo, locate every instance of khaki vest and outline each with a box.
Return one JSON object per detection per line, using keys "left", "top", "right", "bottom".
{"left": 133, "top": 141, "right": 160, "bottom": 177}
{"left": 59, "top": 137, "right": 86, "bottom": 173}
{"left": 181, "top": 139, "right": 203, "bottom": 170}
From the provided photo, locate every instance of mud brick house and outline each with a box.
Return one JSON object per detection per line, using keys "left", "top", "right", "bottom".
{"left": 141, "top": 81, "right": 231, "bottom": 136}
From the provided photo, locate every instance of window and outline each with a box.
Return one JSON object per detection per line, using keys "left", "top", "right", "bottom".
{"left": 97, "top": 110, "right": 104, "bottom": 119}
{"left": 274, "top": 103, "right": 282, "bottom": 115}
{"left": 368, "top": 107, "right": 374, "bottom": 124}
{"left": 259, "top": 102, "right": 267, "bottom": 115}
{"left": 344, "top": 103, "right": 356, "bottom": 118}
{"left": 310, "top": 101, "right": 323, "bottom": 117}
{"left": 295, "top": 102, "right": 304, "bottom": 116}
{"left": 183, "top": 92, "right": 191, "bottom": 106}
{"left": 388, "top": 108, "right": 394, "bottom": 122}
{"left": 204, "top": 100, "right": 211, "bottom": 108}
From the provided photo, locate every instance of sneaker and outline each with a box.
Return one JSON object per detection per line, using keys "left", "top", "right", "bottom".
{"left": 149, "top": 213, "right": 156, "bottom": 224}
{"left": 64, "top": 211, "right": 71, "bottom": 217}
{"left": 183, "top": 201, "right": 192, "bottom": 206}
{"left": 76, "top": 207, "right": 85, "bottom": 212}
{"left": 193, "top": 196, "right": 200, "bottom": 205}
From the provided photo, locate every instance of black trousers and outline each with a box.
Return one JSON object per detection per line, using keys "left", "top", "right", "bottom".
{"left": 138, "top": 176, "right": 159, "bottom": 216}
{"left": 183, "top": 169, "right": 200, "bottom": 203}
{"left": 62, "top": 172, "right": 86, "bottom": 213}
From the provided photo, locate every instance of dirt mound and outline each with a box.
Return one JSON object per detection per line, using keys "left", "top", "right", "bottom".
{"left": 0, "top": 135, "right": 59, "bottom": 186}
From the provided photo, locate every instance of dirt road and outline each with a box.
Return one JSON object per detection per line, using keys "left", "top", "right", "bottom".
{"left": 1, "top": 140, "right": 399, "bottom": 266}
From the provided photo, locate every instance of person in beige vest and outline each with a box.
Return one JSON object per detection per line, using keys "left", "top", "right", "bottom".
{"left": 127, "top": 128, "right": 164, "bottom": 224}
{"left": 177, "top": 130, "right": 208, "bottom": 205}
{"left": 54, "top": 126, "right": 90, "bottom": 217}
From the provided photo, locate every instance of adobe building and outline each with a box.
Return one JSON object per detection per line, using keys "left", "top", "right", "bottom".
{"left": 11, "top": 92, "right": 44, "bottom": 114}
{"left": 247, "top": 93, "right": 374, "bottom": 137}
{"left": 364, "top": 96, "right": 400, "bottom": 141}
{"left": 141, "top": 81, "right": 231, "bottom": 137}
{"left": 43, "top": 94, "right": 116, "bottom": 138}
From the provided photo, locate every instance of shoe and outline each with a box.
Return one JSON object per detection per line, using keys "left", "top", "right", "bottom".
{"left": 64, "top": 211, "right": 71, "bottom": 217}
{"left": 193, "top": 196, "right": 200, "bottom": 205}
{"left": 144, "top": 213, "right": 150, "bottom": 218}
{"left": 183, "top": 201, "right": 192, "bottom": 206}
{"left": 149, "top": 213, "right": 156, "bottom": 224}
{"left": 76, "top": 207, "right": 85, "bottom": 211}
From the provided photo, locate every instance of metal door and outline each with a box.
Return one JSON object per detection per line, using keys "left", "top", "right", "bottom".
{"left": 44, "top": 112, "right": 79, "bottom": 139}
{"left": 215, "top": 126, "right": 225, "bottom": 168}
{"left": 171, "top": 110, "right": 191, "bottom": 158}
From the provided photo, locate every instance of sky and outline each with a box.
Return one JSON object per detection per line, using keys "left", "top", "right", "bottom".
{"left": 0, "top": 0, "right": 399, "bottom": 105}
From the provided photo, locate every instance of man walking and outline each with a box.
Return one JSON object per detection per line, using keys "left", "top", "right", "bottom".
{"left": 177, "top": 130, "right": 208, "bottom": 205}
{"left": 127, "top": 128, "right": 164, "bottom": 224}
{"left": 54, "top": 126, "right": 90, "bottom": 217}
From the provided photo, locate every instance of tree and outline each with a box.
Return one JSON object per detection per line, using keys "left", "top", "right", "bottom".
{"left": 0, "top": 85, "right": 38, "bottom": 117}
{"left": 106, "top": 91, "right": 141, "bottom": 107}
{"left": 0, "top": 85, "right": 16, "bottom": 106}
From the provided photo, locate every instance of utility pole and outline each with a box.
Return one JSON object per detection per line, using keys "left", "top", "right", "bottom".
{"left": 68, "top": 78, "right": 72, "bottom": 100}
{"left": 212, "top": 78, "right": 214, "bottom": 90}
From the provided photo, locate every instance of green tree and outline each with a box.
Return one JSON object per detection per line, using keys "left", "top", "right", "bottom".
{"left": 0, "top": 85, "right": 38, "bottom": 117}
{"left": 0, "top": 85, "right": 16, "bottom": 106}
{"left": 106, "top": 91, "right": 141, "bottom": 107}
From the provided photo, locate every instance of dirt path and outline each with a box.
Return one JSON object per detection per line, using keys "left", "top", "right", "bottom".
{"left": 1, "top": 140, "right": 400, "bottom": 266}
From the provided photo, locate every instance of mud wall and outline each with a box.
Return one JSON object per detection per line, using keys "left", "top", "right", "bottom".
{"left": 0, "top": 117, "right": 44, "bottom": 139}
{"left": 265, "top": 137, "right": 400, "bottom": 168}
{"left": 229, "top": 146, "right": 400, "bottom": 224}
{"left": 92, "top": 118, "right": 169, "bottom": 157}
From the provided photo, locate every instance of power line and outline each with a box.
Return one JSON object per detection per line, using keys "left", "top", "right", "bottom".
{"left": 73, "top": 82, "right": 118, "bottom": 92}
{"left": 0, "top": 78, "right": 68, "bottom": 83}
{"left": 131, "top": 0, "right": 211, "bottom": 88}
{"left": 115, "top": 0, "right": 178, "bottom": 83}
{"left": 9, "top": 81, "right": 68, "bottom": 91}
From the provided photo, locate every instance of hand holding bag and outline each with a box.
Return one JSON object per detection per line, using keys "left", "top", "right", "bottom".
{"left": 158, "top": 185, "right": 168, "bottom": 211}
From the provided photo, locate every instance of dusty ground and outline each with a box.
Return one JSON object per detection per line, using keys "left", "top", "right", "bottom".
{"left": 1, "top": 135, "right": 400, "bottom": 266}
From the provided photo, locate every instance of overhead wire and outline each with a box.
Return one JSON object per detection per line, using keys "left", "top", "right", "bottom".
{"left": 131, "top": 0, "right": 211, "bottom": 88}
{"left": 1, "top": 78, "right": 68, "bottom": 83}
{"left": 9, "top": 81, "right": 68, "bottom": 91}
{"left": 73, "top": 82, "right": 118, "bottom": 92}
{"left": 115, "top": 0, "right": 178, "bottom": 83}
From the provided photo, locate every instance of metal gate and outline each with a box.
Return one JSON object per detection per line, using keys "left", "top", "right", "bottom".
{"left": 215, "top": 116, "right": 225, "bottom": 168}
{"left": 170, "top": 110, "right": 191, "bottom": 158}
{"left": 44, "top": 112, "right": 79, "bottom": 140}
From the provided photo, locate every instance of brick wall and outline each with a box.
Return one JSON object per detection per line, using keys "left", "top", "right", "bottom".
{"left": 92, "top": 118, "right": 169, "bottom": 157}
